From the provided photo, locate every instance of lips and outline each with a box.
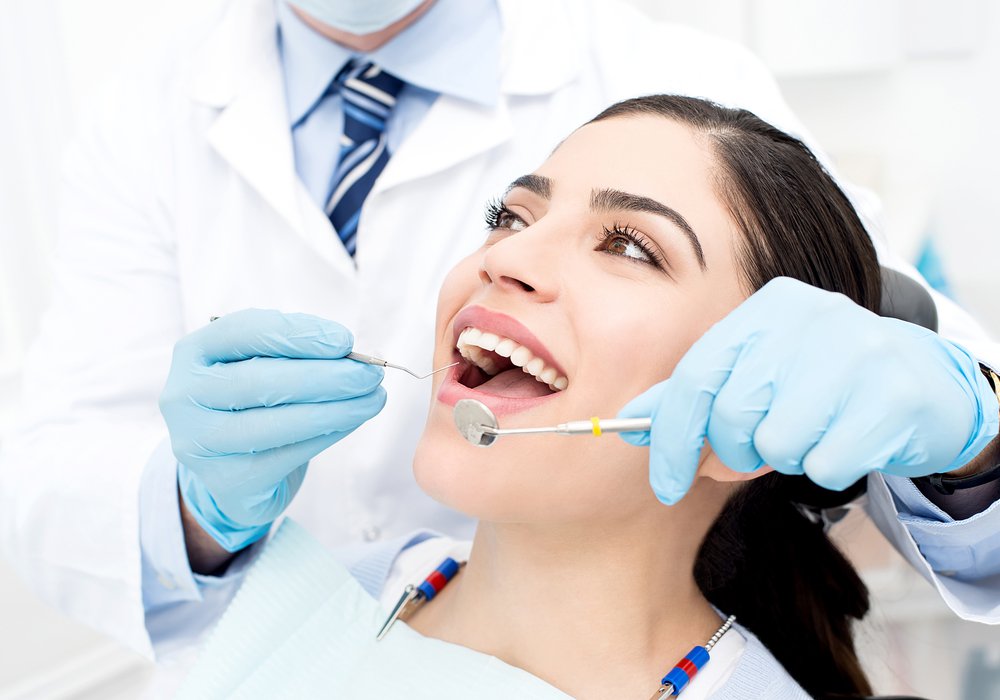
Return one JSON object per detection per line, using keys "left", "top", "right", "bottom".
{"left": 437, "top": 306, "right": 567, "bottom": 417}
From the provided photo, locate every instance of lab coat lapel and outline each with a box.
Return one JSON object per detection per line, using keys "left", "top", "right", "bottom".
{"left": 374, "top": 97, "right": 513, "bottom": 194}
{"left": 205, "top": 64, "right": 304, "bottom": 236}
{"left": 373, "top": 0, "right": 583, "bottom": 193}
{"left": 189, "top": 0, "right": 353, "bottom": 274}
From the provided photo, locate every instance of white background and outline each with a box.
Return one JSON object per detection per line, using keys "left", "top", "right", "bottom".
{"left": 1, "top": 0, "right": 998, "bottom": 697}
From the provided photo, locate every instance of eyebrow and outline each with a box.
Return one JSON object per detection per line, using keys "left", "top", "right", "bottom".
{"left": 506, "top": 174, "right": 552, "bottom": 199}
{"left": 505, "top": 174, "right": 706, "bottom": 270}
{"left": 591, "top": 188, "right": 706, "bottom": 269}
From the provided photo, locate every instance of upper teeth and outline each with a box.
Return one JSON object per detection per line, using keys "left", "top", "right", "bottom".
{"left": 457, "top": 327, "right": 568, "bottom": 392}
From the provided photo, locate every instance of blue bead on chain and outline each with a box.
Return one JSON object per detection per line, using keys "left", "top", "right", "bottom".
{"left": 649, "top": 615, "right": 736, "bottom": 699}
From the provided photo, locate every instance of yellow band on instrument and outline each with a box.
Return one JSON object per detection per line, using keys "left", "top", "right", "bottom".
{"left": 591, "top": 417, "right": 602, "bottom": 437}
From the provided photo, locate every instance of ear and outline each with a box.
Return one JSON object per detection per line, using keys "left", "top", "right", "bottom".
{"left": 695, "top": 443, "right": 774, "bottom": 483}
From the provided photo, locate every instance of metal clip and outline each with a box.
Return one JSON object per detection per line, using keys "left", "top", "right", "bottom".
{"left": 376, "top": 584, "right": 422, "bottom": 641}
{"left": 648, "top": 684, "right": 676, "bottom": 699}
{"left": 376, "top": 557, "right": 464, "bottom": 641}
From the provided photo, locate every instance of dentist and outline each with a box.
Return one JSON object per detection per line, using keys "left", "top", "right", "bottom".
{"left": 1, "top": 0, "right": 998, "bottom": 660}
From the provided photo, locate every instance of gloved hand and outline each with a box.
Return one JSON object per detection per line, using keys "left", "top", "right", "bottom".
{"left": 618, "top": 277, "right": 999, "bottom": 505}
{"left": 159, "top": 309, "right": 386, "bottom": 551}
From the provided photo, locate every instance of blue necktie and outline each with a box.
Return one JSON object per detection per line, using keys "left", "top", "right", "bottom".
{"left": 325, "top": 60, "right": 405, "bottom": 257}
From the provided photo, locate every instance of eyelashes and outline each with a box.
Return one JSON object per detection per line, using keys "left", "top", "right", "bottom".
{"left": 483, "top": 198, "right": 666, "bottom": 271}
{"left": 595, "top": 223, "right": 665, "bottom": 269}
{"left": 484, "top": 197, "right": 522, "bottom": 231}
{"left": 484, "top": 197, "right": 504, "bottom": 229}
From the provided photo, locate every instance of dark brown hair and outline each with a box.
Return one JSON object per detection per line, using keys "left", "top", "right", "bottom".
{"left": 590, "top": 95, "right": 880, "bottom": 699}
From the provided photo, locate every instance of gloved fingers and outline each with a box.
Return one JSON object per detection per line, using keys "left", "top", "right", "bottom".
{"left": 186, "top": 309, "right": 355, "bottom": 364}
{"left": 191, "top": 429, "right": 352, "bottom": 502}
{"left": 802, "top": 353, "right": 982, "bottom": 483}
{"left": 616, "top": 380, "right": 668, "bottom": 446}
{"left": 189, "top": 356, "right": 384, "bottom": 410}
{"left": 213, "top": 463, "right": 312, "bottom": 527}
{"left": 242, "top": 432, "right": 348, "bottom": 488}
{"left": 644, "top": 327, "right": 749, "bottom": 505}
{"left": 704, "top": 363, "right": 771, "bottom": 474}
{"left": 751, "top": 393, "right": 836, "bottom": 476}
{"left": 799, "top": 411, "right": 908, "bottom": 491}
{"left": 646, "top": 372, "right": 728, "bottom": 505}
{"left": 188, "top": 387, "right": 388, "bottom": 455}
{"left": 927, "top": 336, "right": 1000, "bottom": 468}
{"left": 647, "top": 387, "right": 707, "bottom": 506}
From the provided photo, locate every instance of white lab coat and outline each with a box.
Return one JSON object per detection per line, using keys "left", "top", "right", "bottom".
{"left": 1, "top": 0, "right": 997, "bottom": 657}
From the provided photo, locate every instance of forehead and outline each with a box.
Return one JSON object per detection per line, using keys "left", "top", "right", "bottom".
{"left": 540, "top": 116, "right": 718, "bottom": 202}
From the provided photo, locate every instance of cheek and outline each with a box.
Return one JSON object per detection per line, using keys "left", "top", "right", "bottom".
{"left": 573, "top": 287, "right": 716, "bottom": 405}
{"left": 435, "top": 253, "right": 482, "bottom": 333}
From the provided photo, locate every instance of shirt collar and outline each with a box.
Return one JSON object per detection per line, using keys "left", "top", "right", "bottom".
{"left": 277, "top": 0, "right": 501, "bottom": 127}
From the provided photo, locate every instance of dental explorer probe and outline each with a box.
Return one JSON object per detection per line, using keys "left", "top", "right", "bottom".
{"left": 208, "top": 317, "right": 457, "bottom": 380}
{"left": 454, "top": 398, "right": 651, "bottom": 447}
{"left": 346, "top": 352, "right": 459, "bottom": 380}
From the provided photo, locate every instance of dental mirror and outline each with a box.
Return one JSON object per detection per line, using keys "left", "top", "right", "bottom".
{"left": 453, "top": 398, "right": 652, "bottom": 448}
{"left": 454, "top": 399, "right": 501, "bottom": 447}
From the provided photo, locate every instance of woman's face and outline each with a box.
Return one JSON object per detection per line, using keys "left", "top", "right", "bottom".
{"left": 414, "top": 116, "right": 749, "bottom": 523}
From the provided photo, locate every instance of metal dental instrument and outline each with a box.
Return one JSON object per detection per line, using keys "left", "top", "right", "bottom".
{"left": 453, "top": 398, "right": 651, "bottom": 447}
{"left": 208, "top": 317, "right": 457, "bottom": 380}
{"left": 347, "top": 352, "right": 458, "bottom": 380}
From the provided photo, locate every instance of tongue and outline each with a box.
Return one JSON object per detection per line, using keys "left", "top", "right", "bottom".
{"left": 476, "top": 368, "right": 554, "bottom": 398}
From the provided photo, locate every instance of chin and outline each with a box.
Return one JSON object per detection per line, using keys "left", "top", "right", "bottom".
{"left": 412, "top": 415, "right": 529, "bottom": 522}
{"left": 413, "top": 403, "right": 654, "bottom": 525}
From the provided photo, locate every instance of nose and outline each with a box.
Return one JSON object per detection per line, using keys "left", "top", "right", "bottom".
{"left": 478, "top": 224, "right": 562, "bottom": 302}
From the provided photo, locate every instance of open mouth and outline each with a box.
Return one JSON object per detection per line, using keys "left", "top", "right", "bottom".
{"left": 454, "top": 326, "right": 568, "bottom": 398}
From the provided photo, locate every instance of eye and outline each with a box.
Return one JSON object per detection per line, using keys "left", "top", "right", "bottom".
{"left": 596, "top": 224, "right": 665, "bottom": 269}
{"left": 484, "top": 198, "right": 527, "bottom": 232}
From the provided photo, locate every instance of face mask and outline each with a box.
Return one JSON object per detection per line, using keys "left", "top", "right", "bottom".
{"left": 287, "top": 0, "right": 429, "bottom": 35}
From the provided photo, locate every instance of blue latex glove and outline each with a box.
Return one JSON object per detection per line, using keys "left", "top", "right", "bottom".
{"left": 159, "top": 309, "right": 386, "bottom": 551}
{"left": 618, "top": 277, "right": 999, "bottom": 505}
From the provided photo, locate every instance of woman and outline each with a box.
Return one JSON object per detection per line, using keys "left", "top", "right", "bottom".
{"left": 177, "top": 95, "right": 878, "bottom": 699}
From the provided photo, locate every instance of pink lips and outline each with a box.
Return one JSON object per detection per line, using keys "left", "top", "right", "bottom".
{"left": 437, "top": 306, "right": 567, "bottom": 417}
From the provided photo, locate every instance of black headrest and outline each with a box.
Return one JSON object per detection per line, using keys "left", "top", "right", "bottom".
{"left": 879, "top": 266, "right": 938, "bottom": 332}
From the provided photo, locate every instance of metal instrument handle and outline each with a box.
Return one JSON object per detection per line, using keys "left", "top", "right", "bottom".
{"left": 347, "top": 351, "right": 457, "bottom": 379}
{"left": 346, "top": 351, "right": 388, "bottom": 368}
{"left": 557, "top": 418, "right": 652, "bottom": 435}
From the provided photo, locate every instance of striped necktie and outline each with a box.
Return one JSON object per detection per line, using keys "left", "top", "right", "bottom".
{"left": 325, "top": 60, "right": 405, "bottom": 257}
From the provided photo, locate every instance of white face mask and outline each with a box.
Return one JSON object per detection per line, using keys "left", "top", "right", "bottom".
{"left": 287, "top": 0, "right": 429, "bottom": 35}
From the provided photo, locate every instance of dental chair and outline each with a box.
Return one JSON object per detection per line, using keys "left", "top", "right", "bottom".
{"left": 879, "top": 267, "right": 939, "bottom": 333}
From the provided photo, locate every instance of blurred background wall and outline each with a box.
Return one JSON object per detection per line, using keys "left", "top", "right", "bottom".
{"left": 1, "top": 0, "right": 998, "bottom": 698}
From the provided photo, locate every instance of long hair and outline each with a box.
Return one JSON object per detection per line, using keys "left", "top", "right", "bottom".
{"left": 590, "top": 95, "right": 880, "bottom": 699}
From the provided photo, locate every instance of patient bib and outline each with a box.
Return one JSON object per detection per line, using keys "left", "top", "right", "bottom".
{"left": 175, "top": 520, "right": 573, "bottom": 699}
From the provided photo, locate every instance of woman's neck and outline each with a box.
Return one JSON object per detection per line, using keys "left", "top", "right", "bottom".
{"left": 409, "top": 489, "right": 729, "bottom": 699}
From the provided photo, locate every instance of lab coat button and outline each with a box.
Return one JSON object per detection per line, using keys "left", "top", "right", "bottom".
{"left": 157, "top": 572, "right": 177, "bottom": 590}
{"left": 362, "top": 526, "right": 382, "bottom": 542}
